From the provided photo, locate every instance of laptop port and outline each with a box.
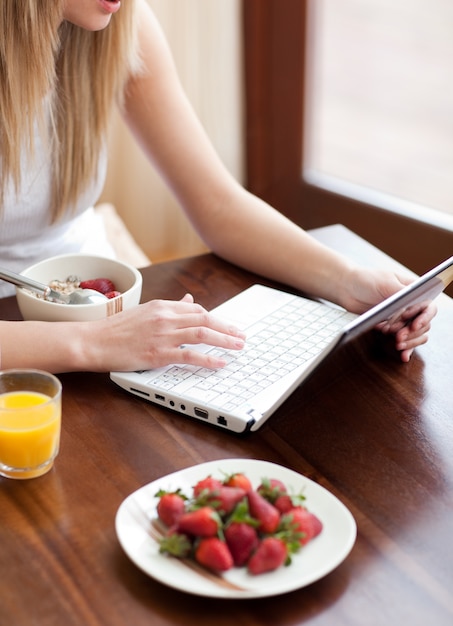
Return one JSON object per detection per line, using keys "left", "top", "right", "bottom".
{"left": 130, "top": 387, "right": 150, "bottom": 397}
{"left": 194, "top": 407, "right": 209, "bottom": 419}
{"left": 154, "top": 393, "right": 165, "bottom": 402}
{"left": 217, "top": 416, "right": 228, "bottom": 427}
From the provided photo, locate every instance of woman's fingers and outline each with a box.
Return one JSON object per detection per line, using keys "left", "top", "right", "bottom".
{"left": 128, "top": 295, "right": 246, "bottom": 370}
{"left": 168, "top": 296, "right": 247, "bottom": 344}
{"left": 373, "top": 300, "right": 437, "bottom": 362}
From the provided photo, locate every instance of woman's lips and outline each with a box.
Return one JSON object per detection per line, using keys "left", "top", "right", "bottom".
{"left": 98, "top": 0, "right": 121, "bottom": 15}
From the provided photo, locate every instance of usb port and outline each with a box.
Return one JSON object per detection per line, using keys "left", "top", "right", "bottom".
{"left": 155, "top": 393, "right": 165, "bottom": 402}
{"left": 194, "top": 407, "right": 208, "bottom": 419}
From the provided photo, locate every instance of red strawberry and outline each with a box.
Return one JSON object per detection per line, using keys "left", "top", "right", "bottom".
{"left": 257, "top": 478, "right": 287, "bottom": 503}
{"left": 205, "top": 486, "right": 246, "bottom": 516}
{"left": 105, "top": 290, "right": 121, "bottom": 299}
{"left": 287, "top": 507, "right": 323, "bottom": 545}
{"left": 177, "top": 506, "right": 221, "bottom": 537}
{"left": 311, "top": 515, "right": 323, "bottom": 539}
{"left": 224, "top": 522, "right": 259, "bottom": 566}
{"left": 274, "top": 493, "right": 294, "bottom": 514}
{"left": 247, "top": 537, "right": 288, "bottom": 575}
{"left": 80, "top": 277, "right": 116, "bottom": 295}
{"left": 194, "top": 537, "right": 233, "bottom": 572}
{"left": 156, "top": 491, "right": 186, "bottom": 527}
{"left": 158, "top": 531, "right": 192, "bottom": 558}
{"left": 192, "top": 476, "right": 223, "bottom": 497}
{"left": 246, "top": 489, "right": 281, "bottom": 534}
{"left": 223, "top": 472, "right": 253, "bottom": 492}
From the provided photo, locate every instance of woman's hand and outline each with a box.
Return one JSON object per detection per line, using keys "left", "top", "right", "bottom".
{"left": 340, "top": 267, "right": 437, "bottom": 362}
{"left": 86, "top": 293, "right": 246, "bottom": 372}
{"left": 378, "top": 299, "right": 435, "bottom": 361}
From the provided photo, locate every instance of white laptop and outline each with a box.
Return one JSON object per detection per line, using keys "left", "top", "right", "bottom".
{"left": 111, "top": 256, "right": 453, "bottom": 434}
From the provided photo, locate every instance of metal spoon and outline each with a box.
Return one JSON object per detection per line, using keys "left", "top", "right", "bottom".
{"left": 0, "top": 267, "right": 108, "bottom": 305}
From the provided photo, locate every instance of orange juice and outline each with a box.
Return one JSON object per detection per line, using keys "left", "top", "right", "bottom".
{"left": 0, "top": 390, "right": 61, "bottom": 478}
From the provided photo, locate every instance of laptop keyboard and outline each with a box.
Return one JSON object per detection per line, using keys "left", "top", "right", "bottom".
{"left": 139, "top": 297, "right": 356, "bottom": 414}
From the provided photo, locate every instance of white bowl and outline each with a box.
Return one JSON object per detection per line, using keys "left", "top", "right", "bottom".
{"left": 16, "top": 254, "right": 142, "bottom": 322}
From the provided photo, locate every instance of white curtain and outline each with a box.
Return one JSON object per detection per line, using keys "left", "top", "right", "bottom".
{"left": 100, "top": 0, "right": 244, "bottom": 262}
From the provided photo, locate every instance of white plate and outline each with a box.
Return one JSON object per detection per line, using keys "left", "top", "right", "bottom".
{"left": 115, "top": 458, "right": 356, "bottom": 599}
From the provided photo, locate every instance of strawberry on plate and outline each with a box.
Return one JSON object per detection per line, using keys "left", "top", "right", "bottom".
{"left": 225, "top": 521, "right": 259, "bottom": 567}
{"left": 156, "top": 489, "right": 187, "bottom": 527}
{"left": 192, "top": 476, "right": 223, "bottom": 497}
{"left": 286, "top": 506, "right": 323, "bottom": 545}
{"left": 246, "top": 489, "right": 280, "bottom": 534}
{"left": 247, "top": 537, "right": 288, "bottom": 575}
{"left": 223, "top": 472, "right": 253, "bottom": 492}
{"left": 201, "top": 485, "right": 247, "bottom": 516}
{"left": 195, "top": 537, "right": 234, "bottom": 572}
{"left": 176, "top": 506, "right": 222, "bottom": 537}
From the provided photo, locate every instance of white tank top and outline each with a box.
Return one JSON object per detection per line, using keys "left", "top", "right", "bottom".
{"left": 0, "top": 125, "right": 114, "bottom": 298}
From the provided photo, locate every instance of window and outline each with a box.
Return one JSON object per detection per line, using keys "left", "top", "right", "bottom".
{"left": 243, "top": 0, "right": 453, "bottom": 280}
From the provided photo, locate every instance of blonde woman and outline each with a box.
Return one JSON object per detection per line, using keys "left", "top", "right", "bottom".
{"left": 0, "top": 0, "right": 435, "bottom": 373}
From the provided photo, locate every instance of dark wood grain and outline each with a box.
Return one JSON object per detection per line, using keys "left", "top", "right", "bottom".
{"left": 1, "top": 225, "right": 452, "bottom": 626}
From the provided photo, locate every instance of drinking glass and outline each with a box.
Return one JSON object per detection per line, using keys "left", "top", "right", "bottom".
{"left": 0, "top": 369, "right": 62, "bottom": 479}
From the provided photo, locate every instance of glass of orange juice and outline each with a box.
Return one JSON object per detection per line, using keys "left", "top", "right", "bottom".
{"left": 0, "top": 369, "right": 62, "bottom": 479}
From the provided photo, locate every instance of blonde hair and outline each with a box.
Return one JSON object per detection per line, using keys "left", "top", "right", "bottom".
{"left": 0, "top": 0, "right": 139, "bottom": 221}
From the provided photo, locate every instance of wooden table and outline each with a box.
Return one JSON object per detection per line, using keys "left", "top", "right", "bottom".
{"left": 1, "top": 225, "right": 452, "bottom": 626}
